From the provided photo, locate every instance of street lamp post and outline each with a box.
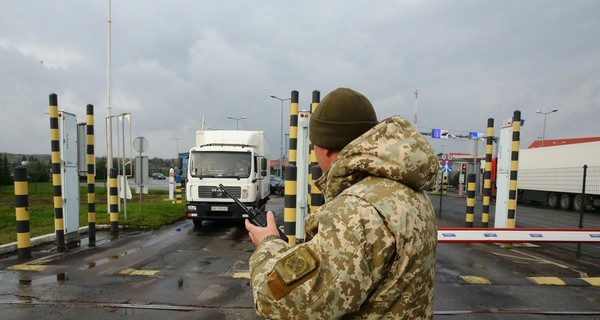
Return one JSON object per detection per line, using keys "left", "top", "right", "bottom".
{"left": 270, "top": 94, "right": 290, "bottom": 180}
{"left": 227, "top": 116, "right": 247, "bottom": 130}
{"left": 171, "top": 137, "right": 183, "bottom": 154}
{"left": 536, "top": 108, "right": 558, "bottom": 147}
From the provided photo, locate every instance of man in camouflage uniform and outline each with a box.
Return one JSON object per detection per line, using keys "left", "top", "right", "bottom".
{"left": 246, "top": 87, "right": 439, "bottom": 319}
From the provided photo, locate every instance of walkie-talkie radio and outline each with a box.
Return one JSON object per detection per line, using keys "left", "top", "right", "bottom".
{"left": 219, "top": 184, "right": 288, "bottom": 242}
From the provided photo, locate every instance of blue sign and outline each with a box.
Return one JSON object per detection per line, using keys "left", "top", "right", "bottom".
{"left": 529, "top": 233, "right": 543, "bottom": 238}
{"left": 470, "top": 132, "right": 478, "bottom": 139}
{"left": 442, "top": 233, "right": 457, "bottom": 237}
{"left": 432, "top": 129, "right": 441, "bottom": 139}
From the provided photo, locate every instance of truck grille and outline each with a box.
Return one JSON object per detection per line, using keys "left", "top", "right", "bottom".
{"left": 198, "top": 186, "right": 241, "bottom": 199}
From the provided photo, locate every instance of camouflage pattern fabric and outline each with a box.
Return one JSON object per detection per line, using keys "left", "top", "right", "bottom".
{"left": 249, "top": 116, "right": 439, "bottom": 319}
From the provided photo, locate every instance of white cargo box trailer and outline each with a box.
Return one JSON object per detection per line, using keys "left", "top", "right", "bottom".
{"left": 517, "top": 141, "right": 600, "bottom": 210}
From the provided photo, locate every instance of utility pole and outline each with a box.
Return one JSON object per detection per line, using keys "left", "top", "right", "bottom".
{"left": 270, "top": 94, "right": 291, "bottom": 180}
{"left": 106, "top": 0, "right": 113, "bottom": 212}
{"left": 413, "top": 89, "right": 418, "bottom": 127}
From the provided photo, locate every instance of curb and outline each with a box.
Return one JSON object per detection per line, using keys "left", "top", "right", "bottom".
{"left": 0, "top": 225, "right": 110, "bottom": 256}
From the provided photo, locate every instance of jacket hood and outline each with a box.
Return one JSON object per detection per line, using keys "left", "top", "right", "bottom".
{"left": 316, "top": 116, "right": 439, "bottom": 200}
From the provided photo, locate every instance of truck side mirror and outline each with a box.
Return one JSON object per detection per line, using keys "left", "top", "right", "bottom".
{"left": 261, "top": 158, "right": 267, "bottom": 177}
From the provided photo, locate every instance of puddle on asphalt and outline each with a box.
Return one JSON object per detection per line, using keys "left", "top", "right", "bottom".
{"left": 0, "top": 271, "right": 70, "bottom": 286}
{"left": 79, "top": 247, "right": 142, "bottom": 270}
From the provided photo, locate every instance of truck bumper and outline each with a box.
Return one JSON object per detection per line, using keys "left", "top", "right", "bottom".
{"left": 186, "top": 202, "right": 252, "bottom": 221}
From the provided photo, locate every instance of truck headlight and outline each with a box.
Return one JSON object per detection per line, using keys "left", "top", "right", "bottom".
{"left": 242, "top": 188, "right": 248, "bottom": 199}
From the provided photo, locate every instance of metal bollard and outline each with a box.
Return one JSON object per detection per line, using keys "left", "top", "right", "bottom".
{"left": 507, "top": 111, "right": 521, "bottom": 228}
{"left": 284, "top": 90, "right": 299, "bottom": 245}
{"left": 466, "top": 174, "right": 476, "bottom": 227}
{"left": 48, "top": 93, "right": 65, "bottom": 252}
{"left": 86, "top": 104, "right": 96, "bottom": 246}
{"left": 109, "top": 168, "right": 119, "bottom": 238}
{"left": 482, "top": 118, "right": 494, "bottom": 228}
{"left": 14, "top": 167, "right": 32, "bottom": 259}
{"left": 309, "top": 90, "right": 322, "bottom": 212}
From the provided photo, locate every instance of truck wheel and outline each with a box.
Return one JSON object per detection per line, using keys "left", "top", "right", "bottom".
{"left": 573, "top": 195, "right": 590, "bottom": 212}
{"left": 573, "top": 195, "right": 583, "bottom": 212}
{"left": 193, "top": 219, "right": 203, "bottom": 227}
{"left": 559, "top": 194, "right": 572, "bottom": 210}
{"left": 547, "top": 193, "right": 559, "bottom": 209}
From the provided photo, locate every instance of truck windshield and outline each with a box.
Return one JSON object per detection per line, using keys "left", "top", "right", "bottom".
{"left": 189, "top": 151, "right": 252, "bottom": 179}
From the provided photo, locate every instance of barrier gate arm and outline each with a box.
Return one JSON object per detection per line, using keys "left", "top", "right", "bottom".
{"left": 438, "top": 228, "right": 600, "bottom": 243}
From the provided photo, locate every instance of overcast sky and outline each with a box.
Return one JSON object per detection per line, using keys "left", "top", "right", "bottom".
{"left": 1, "top": 1, "right": 599, "bottom": 161}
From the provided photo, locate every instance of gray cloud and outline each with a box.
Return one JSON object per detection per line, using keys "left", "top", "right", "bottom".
{"left": 1, "top": 0, "right": 599, "bottom": 159}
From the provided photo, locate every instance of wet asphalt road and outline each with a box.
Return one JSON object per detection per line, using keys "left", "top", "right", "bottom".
{"left": 0, "top": 194, "right": 599, "bottom": 319}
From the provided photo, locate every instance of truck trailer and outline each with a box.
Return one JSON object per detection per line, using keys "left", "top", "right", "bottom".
{"left": 185, "top": 130, "right": 270, "bottom": 226}
{"left": 516, "top": 141, "right": 600, "bottom": 211}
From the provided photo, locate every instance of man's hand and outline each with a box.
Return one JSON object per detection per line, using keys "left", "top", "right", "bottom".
{"left": 245, "top": 211, "right": 280, "bottom": 246}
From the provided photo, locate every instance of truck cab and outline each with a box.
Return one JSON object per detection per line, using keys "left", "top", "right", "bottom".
{"left": 185, "top": 131, "right": 270, "bottom": 226}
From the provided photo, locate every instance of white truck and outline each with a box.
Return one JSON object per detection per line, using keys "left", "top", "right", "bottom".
{"left": 185, "top": 130, "right": 271, "bottom": 226}
{"left": 517, "top": 141, "right": 600, "bottom": 211}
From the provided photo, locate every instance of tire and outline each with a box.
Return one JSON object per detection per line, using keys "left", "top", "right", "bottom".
{"left": 559, "top": 194, "right": 572, "bottom": 210}
{"left": 573, "top": 194, "right": 591, "bottom": 212}
{"left": 547, "top": 193, "right": 559, "bottom": 209}
{"left": 573, "top": 195, "right": 583, "bottom": 212}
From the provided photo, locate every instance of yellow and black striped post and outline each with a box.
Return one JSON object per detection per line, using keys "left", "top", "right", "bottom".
{"left": 507, "top": 111, "right": 521, "bottom": 228}
{"left": 176, "top": 175, "right": 182, "bottom": 204}
{"left": 49, "top": 93, "right": 65, "bottom": 252}
{"left": 482, "top": 118, "right": 494, "bottom": 228}
{"left": 284, "top": 167, "right": 297, "bottom": 245}
{"left": 288, "top": 90, "right": 299, "bottom": 167}
{"left": 86, "top": 104, "right": 96, "bottom": 246}
{"left": 109, "top": 168, "right": 119, "bottom": 238}
{"left": 443, "top": 173, "right": 448, "bottom": 194}
{"left": 309, "top": 90, "right": 324, "bottom": 212}
{"left": 14, "top": 166, "right": 31, "bottom": 259}
{"left": 310, "top": 165, "right": 324, "bottom": 209}
{"left": 308, "top": 91, "right": 317, "bottom": 208}
{"left": 284, "top": 90, "right": 299, "bottom": 245}
{"left": 465, "top": 173, "right": 476, "bottom": 227}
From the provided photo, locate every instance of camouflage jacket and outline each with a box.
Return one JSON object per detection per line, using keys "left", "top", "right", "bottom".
{"left": 249, "top": 116, "right": 439, "bottom": 319}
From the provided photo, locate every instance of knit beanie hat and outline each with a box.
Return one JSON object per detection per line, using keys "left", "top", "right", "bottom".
{"left": 309, "top": 88, "right": 378, "bottom": 151}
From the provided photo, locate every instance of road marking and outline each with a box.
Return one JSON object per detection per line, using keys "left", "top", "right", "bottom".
{"left": 119, "top": 268, "right": 159, "bottom": 276}
{"left": 6, "top": 264, "right": 48, "bottom": 271}
{"left": 493, "top": 249, "right": 589, "bottom": 278}
{"left": 581, "top": 277, "right": 600, "bottom": 286}
{"left": 460, "top": 275, "right": 491, "bottom": 284}
{"left": 27, "top": 253, "right": 63, "bottom": 265}
{"left": 527, "top": 277, "right": 565, "bottom": 285}
{"left": 233, "top": 272, "right": 250, "bottom": 279}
